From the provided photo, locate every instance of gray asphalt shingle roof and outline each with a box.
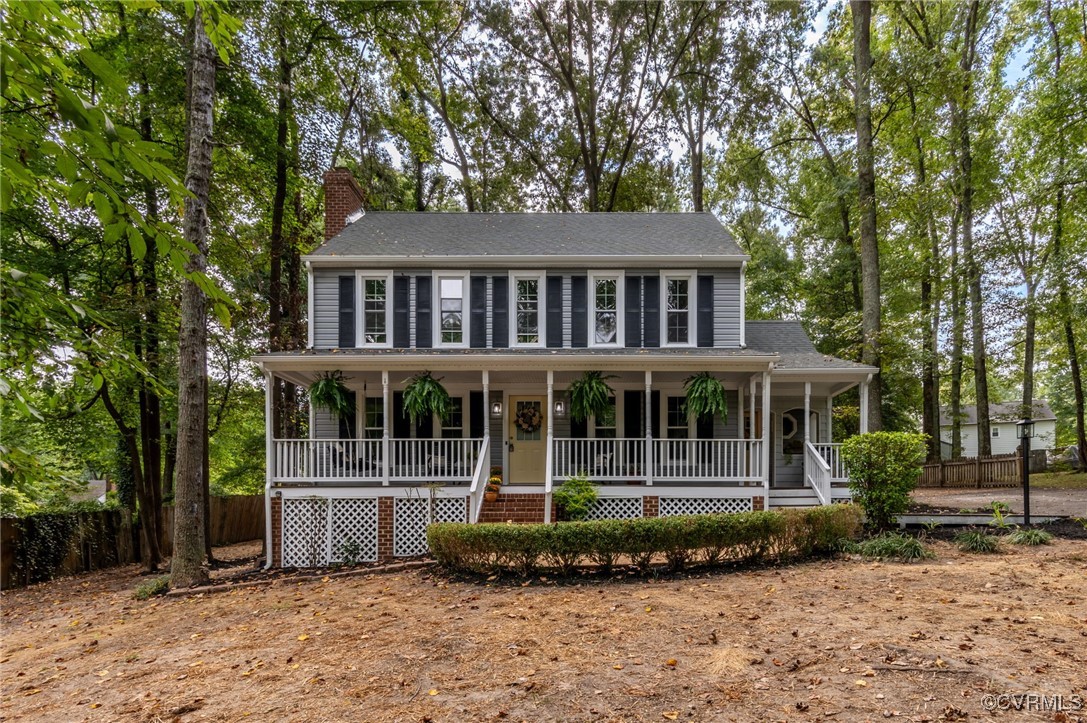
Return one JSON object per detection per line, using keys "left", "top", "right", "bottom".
{"left": 939, "top": 400, "right": 1056, "bottom": 426}
{"left": 745, "top": 321, "right": 874, "bottom": 370}
{"left": 309, "top": 212, "right": 745, "bottom": 258}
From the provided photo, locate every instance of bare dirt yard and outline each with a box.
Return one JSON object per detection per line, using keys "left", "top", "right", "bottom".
{"left": 3, "top": 539, "right": 1086, "bottom": 722}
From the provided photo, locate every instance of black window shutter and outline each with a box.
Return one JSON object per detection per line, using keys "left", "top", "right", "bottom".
{"left": 338, "top": 276, "right": 355, "bottom": 348}
{"left": 392, "top": 391, "right": 411, "bottom": 438}
{"left": 491, "top": 276, "right": 508, "bottom": 348}
{"left": 570, "top": 276, "right": 588, "bottom": 348}
{"left": 392, "top": 276, "right": 410, "bottom": 348}
{"left": 415, "top": 275, "right": 432, "bottom": 348}
{"left": 469, "top": 391, "right": 485, "bottom": 438}
{"left": 571, "top": 415, "right": 588, "bottom": 439}
{"left": 696, "top": 413, "right": 714, "bottom": 439}
{"left": 650, "top": 390, "right": 661, "bottom": 438}
{"left": 697, "top": 275, "right": 714, "bottom": 348}
{"left": 337, "top": 391, "right": 357, "bottom": 438}
{"left": 643, "top": 275, "right": 660, "bottom": 348}
{"left": 546, "top": 275, "right": 563, "bottom": 348}
{"left": 470, "top": 276, "right": 488, "bottom": 348}
{"left": 625, "top": 276, "right": 642, "bottom": 348}
{"left": 623, "top": 390, "right": 643, "bottom": 438}
{"left": 415, "top": 413, "right": 433, "bottom": 439}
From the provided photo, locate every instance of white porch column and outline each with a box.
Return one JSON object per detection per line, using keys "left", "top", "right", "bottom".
{"left": 382, "top": 370, "right": 390, "bottom": 486}
{"left": 761, "top": 370, "right": 771, "bottom": 497}
{"left": 263, "top": 370, "right": 274, "bottom": 569}
{"left": 482, "top": 370, "right": 490, "bottom": 476}
{"left": 826, "top": 395, "right": 834, "bottom": 443}
{"left": 748, "top": 376, "right": 756, "bottom": 439}
{"left": 645, "top": 370, "right": 653, "bottom": 486}
{"left": 859, "top": 375, "right": 871, "bottom": 435}
{"left": 545, "top": 370, "right": 554, "bottom": 523}
{"left": 803, "top": 382, "right": 811, "bottom": 443}
{"left": 737, "top": 381, "right": 744, "bottom": 438}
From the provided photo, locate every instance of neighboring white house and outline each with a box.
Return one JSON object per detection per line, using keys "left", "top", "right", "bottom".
{"left": 939, "top": 400, "right": 1057, "bottom": 457}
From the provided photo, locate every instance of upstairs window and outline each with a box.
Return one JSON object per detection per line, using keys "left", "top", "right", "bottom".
{"left": 663, "top": 273, "right": 695, "bottom": 346}
{"left": 436, "top": 274, "right": 468, "bottom": 346}
{"left": 511, "top": 272, "right": 545, "bottom": 346}
{"left": 590, "top": 274, "right": 623, "bottom": 346}
{"left": 360, "top": 275, "right": 390, "bottom": 345}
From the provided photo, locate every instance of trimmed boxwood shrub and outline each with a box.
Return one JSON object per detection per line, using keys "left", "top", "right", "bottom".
{"left": 840, "top": 431, "right": 927, "bottom": 531}
{"left": 426, "top": 505, "right": 862, "bottom": 575}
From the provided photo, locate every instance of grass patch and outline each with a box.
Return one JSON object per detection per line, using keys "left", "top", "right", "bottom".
{"left": 1006, "top": 528, "right": 1053, "bottom": 546}
{"left": 955, "top": 530, "right": 1001, "bottom": 554}
{"left": 850, "top": 533, "right": 934, "bottom": 562}
{"left": 133, "top": 575, "right": 170, "bottom": 600}
{"left": 1029, "top": 471, "right": 1087, "bottom": 490}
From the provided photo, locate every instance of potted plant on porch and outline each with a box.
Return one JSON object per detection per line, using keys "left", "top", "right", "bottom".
{"left": 485, "top": 466, "right": 502, "bottom": 502}
{"left": 684, "top": 371, "right": 728, "bottom": 424}
{"left": 567, "top": 370, "right": 616, "bottom": 423}
{"left": 401, "top": 371, "right": 452, "bottom": 423}
{"left": 309, "top": 371, "right": 354, "bottom": 418}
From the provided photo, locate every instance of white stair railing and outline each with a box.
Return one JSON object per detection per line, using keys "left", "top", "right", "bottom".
{"left": 804, "top": 441, "right": 831, "bottom": 505}
{"left": 812, "top": 442, "right": 846, "bottom": 481}
{"left": 468, "top": 435, "right": 490, "bottom": 523}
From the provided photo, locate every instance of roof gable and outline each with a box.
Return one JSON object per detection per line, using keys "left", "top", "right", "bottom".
{"left": 939, "top": 400, "right": 1057, "bottom": 426}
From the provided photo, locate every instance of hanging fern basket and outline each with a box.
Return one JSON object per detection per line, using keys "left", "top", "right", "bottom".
{"left": 567, "top": 371, "right": 616, "bottom": 423}
{"left": 309, "top": 371, "right": 354, "bottom": 418}
{"left": 684, "top": 372, "right": 728, "bottom": 424}
{"left": 401, "top": 371, "right": 452, "bottom": 424}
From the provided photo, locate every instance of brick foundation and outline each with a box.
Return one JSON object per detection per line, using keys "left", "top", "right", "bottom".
{"left": 752, "top": 495, "right": 764, "bottom": 511}
{"left": 377, "top": 497, "right": 395, "bottom": 561}
{"left": 479, "top": 493, "right": 547, "bottom": 523}
{"left": 643, "top": 496, "right": 659, "bottom": 517}
{"left": 270, "top": 496, "right": 282, "bottom": 567}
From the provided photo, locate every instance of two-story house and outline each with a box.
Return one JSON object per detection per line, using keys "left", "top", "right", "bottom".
{"left": 254, "top": 169, "right": 877, "bottom": 568}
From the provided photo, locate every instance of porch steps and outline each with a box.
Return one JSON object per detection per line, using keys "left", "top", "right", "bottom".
{"left": 768, "top": 487, "right": 821, "bottom": 508}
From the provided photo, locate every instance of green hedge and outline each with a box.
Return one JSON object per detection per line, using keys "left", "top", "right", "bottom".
{"left": 427, "top": 505, "right": 862, "bottom": 575}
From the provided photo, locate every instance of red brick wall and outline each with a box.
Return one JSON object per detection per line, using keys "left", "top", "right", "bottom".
{"left": 270, "top": 496, "right": 282, "bottom": 567}
{"left": 752, "top": 495, "right": 764, "bottom": 511}
{"left": 643, "top": 496, "right": 659, "bottom": 517}
{"left": 377, "top": 497, "right": 394, "bottom": 561}
{"left": 323, "top": 168, "right": 366, "bottom": 240}
{"left": 479, "top": 493, "right": 546, "bottom": 524}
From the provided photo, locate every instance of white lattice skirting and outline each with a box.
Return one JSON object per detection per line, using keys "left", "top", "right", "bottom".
{"left": 658, "top": 497, "right": 753, "bottom": 517}
{"left": 282, "top": 497, "right": 378, "bottom": 567}
{"left": 394, "top": 497, "right": 468, "bottom": 557}
{"left": 583, "top": 497, "right": 643, "bottom": 520}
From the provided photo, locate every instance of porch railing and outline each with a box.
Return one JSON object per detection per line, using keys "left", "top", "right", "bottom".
{"left": 272, "top": 438, "right": 483, "bottom": 484}
{"left": 804, "top": 441, "right": 831, "bottom": 505}
{"left": 552, "top": 438, "right": 647, "bottom": 482}
{"left": 653, "top": 439, "right": 763, "bottom": 483}
{"left": 812, "top": 442, "right": 846, "bottom": 481}
{"left": 468, "top": 435, "right": 491, "bottom": 523}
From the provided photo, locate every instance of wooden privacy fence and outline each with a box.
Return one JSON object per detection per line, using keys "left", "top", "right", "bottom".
{"left": 1, "top": 495, "right": 265, "bottom": 589}
{"left": 917, "top": 453, "right": 1021, "bottom": 488}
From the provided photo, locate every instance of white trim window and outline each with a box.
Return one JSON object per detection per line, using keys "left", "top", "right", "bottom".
{"left": 435, "top": 272, "right": 469, "bottom": 346}
{"left": 357, "top": 272, "right": 392, "bottom": 346}
{"left": 510, "top": 271, "right": 545, "bottom": 346}
{"left": 589, "top": 272, "right": 624, "bottom": 347}
{"left": 364, "top": 397, "right": 384, "bottom": 440}
{"left": 441, "top": 397, "right": 464, "bottom": 439}
{"left": 666, "top": 396, "right": 690, "bottom": 439}
{"left": 661, "top": 272, "right": 696, "bottom": 346}
{"left": 991, "top": 427, "right": 1000, "bottom": 438}
{"left": 593, "top": 396, "right": 617, "bottom": 439}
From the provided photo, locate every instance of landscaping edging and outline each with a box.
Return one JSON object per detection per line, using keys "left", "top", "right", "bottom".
{"left": 898, "top": 514, "right": 1063, "bottom": 527}
{"left": 164, "top": 559, "right": 435, "bottom": 597}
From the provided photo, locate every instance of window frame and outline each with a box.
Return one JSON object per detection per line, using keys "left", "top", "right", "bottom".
{"left": 587, "top": 271, "right": 625, "bottom": 348}
{"left": 660, "top": 271, "right": 697, "bottom": 348}
{"left": 665, "top": 395, "right": 691, "bottom": 440}
{"left": 508, "top": 270, "right": 547, "bottom": 348}
{"left": 363, "top": 396, "right": 385, "bottom": 440}
{"left": 991, "top": 427, "right": 1000, "bottom": 438}
{"left": 433, "top": 271, "right": 471, "bottom": 348}
{"left": 355, "top": 270, "right": 393, "bottom": 348}
{"left": 591, "top": 395, "right": 618, "bottom": 439}
{"left": 440, "top": 396, "right": 465, "bottom": 439}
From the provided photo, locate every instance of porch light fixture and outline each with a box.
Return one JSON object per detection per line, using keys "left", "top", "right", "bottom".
{"left": 554, "top": 399, "right": 567, "bottom": 417}
{"left": 491, "top": 401, "right": 503, "bottom": 417}
{"left": 1017, "top": 417, "right": 1034, "bottom": 526}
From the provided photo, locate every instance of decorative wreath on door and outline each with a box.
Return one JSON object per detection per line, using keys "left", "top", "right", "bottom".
{"left": 516, "top": 405, "right": 543, "bottom": 433}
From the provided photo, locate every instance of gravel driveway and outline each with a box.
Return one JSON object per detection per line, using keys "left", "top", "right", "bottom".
{"left": 912, "top": 486, "right": 1087, "bottom": 517}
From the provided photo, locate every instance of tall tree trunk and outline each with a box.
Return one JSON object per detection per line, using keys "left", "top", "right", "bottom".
{"left": 171, "top": 6, "right": 216, "bottom": 589}
{"left": 955, "top": 0, "right": 991, "bottom": 457}
{"left": 949, "top": 205, "right": 964, "bottom": 458}
{"left": 1046, "top": 0, "right": 1087, "bottom": 471}
{"left": 269, "top": 8, "right": 291, "bottom": 438}
{"left": 102, "top": 385, "right": 160, "bottom": 571}
{"left": 851, "top": 0, "right": 882, "bottom": 431}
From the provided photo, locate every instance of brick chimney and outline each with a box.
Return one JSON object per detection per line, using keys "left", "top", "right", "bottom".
{"left": 323, "top": 167, "right": 367, "bottom": 240}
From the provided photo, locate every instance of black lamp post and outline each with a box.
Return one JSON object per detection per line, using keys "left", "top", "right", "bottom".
{"left": 1016, "top": 418, "right": 1035, "bottom": 525}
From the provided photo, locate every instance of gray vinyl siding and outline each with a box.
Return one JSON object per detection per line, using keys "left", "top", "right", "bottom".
{"left": 488, "top": 390, "right": 503, "bottom": 468}
{"left": 313, "top": 407, "right": 339, "bottom": 440}
{"left": 312, "top": 269, "right": 342, "bottom": 349}
{"left": 308, "top": 265, "right": 744, "bottom": 350}
{"left": 553, "top": 405, "right": 572, "bottom": 438}
{"left": 713, "top": 268, "right": 742, "bottom": 348}
{"left": 712, "top": 391, "right": 740, "bottom": 438}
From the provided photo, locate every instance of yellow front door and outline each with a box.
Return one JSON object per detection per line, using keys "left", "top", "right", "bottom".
{"left": 508, "top": 396, "right": 546, "bottom": 484}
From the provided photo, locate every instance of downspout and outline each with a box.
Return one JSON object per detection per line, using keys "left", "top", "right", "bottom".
{"left": 263, "top": 367, "right": 275, "bottom": 569}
